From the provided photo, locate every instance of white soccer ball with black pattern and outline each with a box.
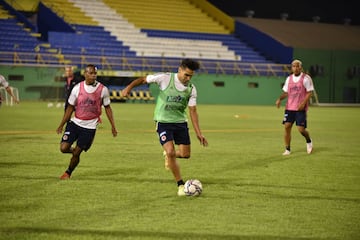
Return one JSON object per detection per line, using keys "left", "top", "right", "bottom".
{"left": 184, "top": 179, "right": 203, "bottom": 196}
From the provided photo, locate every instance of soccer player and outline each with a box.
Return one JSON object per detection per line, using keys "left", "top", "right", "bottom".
{"left": 56, "top": 64, "right": 118, "bottom": 179}
{"left": 276, "top": 59, "right": 314, "bottom": 155}
{"left": 0, "top": 74, "right": 19, "bottom": 105}
{"left": 122, "top": 58, "right": 208, "bottom": 196}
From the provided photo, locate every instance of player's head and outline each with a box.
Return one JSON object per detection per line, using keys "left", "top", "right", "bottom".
{"left": 84, "top": 64, "right": 98, "bottom": 85}
{"left": 64, "top": 66, "right": 74, "bottom": 77}
{"left": 178, "top": 59, "right": 200, "bottom": 85}
{"left": 292, "top": 59, "right": 302, "bottom": 67}
{"left": 291, "top": 59, "right": 303, "bottom": 75}
{"left": 180, "top": 58, "right": 200, "bottom": 71}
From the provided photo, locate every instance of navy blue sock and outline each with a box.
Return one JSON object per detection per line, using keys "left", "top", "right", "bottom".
{"left": 177, "top": 180, "right": 185, "bottom": 186}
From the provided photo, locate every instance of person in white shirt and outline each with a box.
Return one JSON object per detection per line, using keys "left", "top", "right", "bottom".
{"left": 122, "top": 59, "right": 208, "bottom": 196}
{"left": 56, "top": 65, "right": 117, "bottom": 179}
{"left": 276, "top": 59, "right": 314, "bottom": 155}
{"left": 0, "top": 74, "right": 19, "bottom": 105}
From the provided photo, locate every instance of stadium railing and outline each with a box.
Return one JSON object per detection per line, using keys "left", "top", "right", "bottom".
{"left": 0, "top": 51, "right": 291, "bottom": 77}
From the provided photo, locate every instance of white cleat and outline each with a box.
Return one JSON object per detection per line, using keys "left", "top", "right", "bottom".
{"left": 282, "top": 150, "right": 291, "bottom": 156}
{"left": 177, "top": 185, "right": 185, "bottom": 196}
{"left": 307, "top": 141, "right": 313, "bottom": 154}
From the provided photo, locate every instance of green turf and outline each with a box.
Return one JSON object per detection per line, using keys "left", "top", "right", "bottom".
{"left": 0, "top": 102, "right": 359, "bottom": 240}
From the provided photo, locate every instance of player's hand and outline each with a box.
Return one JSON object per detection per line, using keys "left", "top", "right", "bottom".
{"left": 275, "top": 99, "right": 281, "bottom": 108}
{"left": 297, "top": 103, "right": 305, "bottom": 111}
{"left": 56, "top": 126, "right": 63, "bottom": 134}
{"left": 112, "top": 127, "right": 118, "bottom": 137}
{"left": 121, "top": 88, "right": 130, "bottom": 97}
{"left": 198, "top": 135, "right": 208, "bottom": 147}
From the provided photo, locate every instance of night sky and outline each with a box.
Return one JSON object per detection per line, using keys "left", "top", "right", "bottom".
{"left": 207, "top": 0, "right": 360, "bottom": 26}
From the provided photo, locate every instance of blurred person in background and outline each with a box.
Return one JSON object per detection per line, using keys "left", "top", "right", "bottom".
{"left": 0, "top": 74, "right": 19, "bottom": 106}
{"left": 63, "top": 66, "right": 83, "bottom": 110}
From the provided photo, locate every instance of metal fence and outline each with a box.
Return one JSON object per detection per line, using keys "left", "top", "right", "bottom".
{"left": 0, "top": 50, "right": 291, "bottom": 77}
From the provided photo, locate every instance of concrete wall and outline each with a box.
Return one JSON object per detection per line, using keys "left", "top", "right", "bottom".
{"left": 2, "top": 61, "right": 359, "bottom": 104}
{"left": 294, "top": 49, "right": 360, "bottom": 103}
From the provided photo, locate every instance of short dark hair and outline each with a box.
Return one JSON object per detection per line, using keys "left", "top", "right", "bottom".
{"left": 180, "top": 59, "right": 200, "bottom": 71}
{"left": 85, "top": 64, "right": 97, "bottom": 72}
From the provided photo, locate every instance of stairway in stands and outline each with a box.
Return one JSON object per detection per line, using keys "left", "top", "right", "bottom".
{"left": 69, "top": 0, "right": 240, "bottom": 61}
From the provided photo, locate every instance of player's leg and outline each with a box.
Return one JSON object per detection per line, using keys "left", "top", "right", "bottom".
{"left": 282, "top": 110, "right": 294, "bottom": 155}
{"left": 297, "top": 125, "right": 311, "bottom": 140}
{"left": 174, "top": 123, "right": 191, "bottom": 159}
{"left": 60, "top": 142, "right": 74, "bottom": 153}
{"left": 67, "top": 146, "right": 83, "bottom": 173}
{"left": 157, "top": 122, "right": 174, "bottom": 170}
{"left": 284, "top": 122, "right": 293, "bottom": 149}
{"left": 177, "top": 144, "right": 190, "bottom": 158}
{"left": 157, "top": 122, "right": 186, "bottom": 195}
{"left": 60, "top": 126, "right": 95, "bottom": 179}
{"left": 282, "top": 122, "right": 293, "bottom": 155}
{"left": 163, "top": 141, "right": 185, "bottom": 196}
{"left": 296, "top": 112, "right": 312, "bottom": 154}
{"left": 59, "top": 121, "right": 77, "bottom": 153}
{"left": 60, "top": 146, "right": 83, "bottom": 180}
{"left": 163, "top": 141, "right": 181, "bottom": 180}
{"left": 297, "top": 126, "right": 312, "bottom": 153}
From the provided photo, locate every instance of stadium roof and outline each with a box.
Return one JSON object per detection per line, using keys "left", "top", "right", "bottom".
{"left": 208, "top": 0, "right": 360, "bottom": 26}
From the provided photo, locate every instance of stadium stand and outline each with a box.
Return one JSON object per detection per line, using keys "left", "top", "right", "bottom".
{"left": 102, "top": 0, "right": 229, "bottom": 34}
{"left": 42, "top": 0, "right": 97, "bottom": 26}
{"left": 0, "top": 0, "right": 288, "bottom": 76}
{"left": 68, "top": 0, "right": 242, "bottom": 61}
{"left": 0, "top": 17, "right": 59, "bottom": 64}
{"left": 0, "top": 3, "right": 12, "bottom": 18}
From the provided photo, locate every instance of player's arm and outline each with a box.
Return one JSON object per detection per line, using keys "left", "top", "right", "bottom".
{"left": 298, "top": 91, "right": 313, "bottom": 111}
{"left": 122, "top": 77, "right": 147, "bottom": 97}
{"left": 5, "top": 86, "right": 19, "bottom": 104}
{"left": 56, "top": 105, "right": 74, "bottom": 134}
{"left": 298, "top": 75, "right": 314, "bottom": 111}
{"left": 104, "top": 105, "right": 117, "bottom": 137}
{"left": 101, "top": 87, "right": 117, "bottom": 137}
{"left": 275, "top": 92, "right": 288, "bottom": 108}
{"left": 189, "top": 106, "right": 208, "bottom": 147}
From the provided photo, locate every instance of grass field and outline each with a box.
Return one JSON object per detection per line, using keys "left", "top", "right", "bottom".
{"left": 0, "top": 101, "right": 359, "bottom": 240}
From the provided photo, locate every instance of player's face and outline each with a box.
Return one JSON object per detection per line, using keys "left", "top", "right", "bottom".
{"left": 84, "top": 67, "right": 97, "bottom": 85}
{"left": 178, "top": 66, "right": 194, "bottom": 86}
{"left": 64, "top": 67, "right": 73, "bottom": 77}
{"left": 291, "top": 62, "right": 302, "bottom": 76}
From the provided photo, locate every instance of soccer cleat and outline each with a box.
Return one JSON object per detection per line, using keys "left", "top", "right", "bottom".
{"left": 282, "top": 150, "right": 291, "bottom": 155}
{"left": 163, "top": 150, "right": 169, "bottom": 170}
{"left": 307, "top": 140, "right": 313, "bottom": 154}
{"left": 177, "top": 185, "right": 186, "bottom": 196}
{"left": 60, "top": 172, "right": 70, "bottom": 180}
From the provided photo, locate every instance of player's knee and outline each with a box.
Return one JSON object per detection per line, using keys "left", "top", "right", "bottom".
{"left": 60, "top": 146, "right": 68, "bottom": 153}
{"left": 179, "top": 153, "right": 190, "bottom": 159}
{"left": 59, "top": 144, "right": 71, "bottom": 153}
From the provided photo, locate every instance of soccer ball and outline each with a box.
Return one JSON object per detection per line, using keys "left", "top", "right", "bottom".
{"left": 184, "top": 179, "right": 203, "bottom": 196}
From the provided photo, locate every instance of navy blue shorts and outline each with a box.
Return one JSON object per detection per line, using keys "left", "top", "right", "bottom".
{"left": 282, "top": 110, "right": 307, "bottom": 128}
{"left": 156, "top": 122, "right": 190, "bottom": 145}
{"left": 61, "top": 121, "right": 96, "bottom": 151}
